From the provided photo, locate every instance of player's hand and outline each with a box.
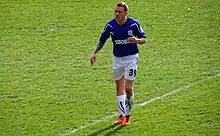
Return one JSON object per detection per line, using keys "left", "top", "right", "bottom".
{"left": 89, "top": 53, "right": 96, "bottom": 65}
{"left": 128, "top": 36, "right": 138, "bottom": 44}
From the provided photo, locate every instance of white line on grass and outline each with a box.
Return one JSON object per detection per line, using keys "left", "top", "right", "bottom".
{"left": 61, "top": 73, "right": 220, "bottom": 136}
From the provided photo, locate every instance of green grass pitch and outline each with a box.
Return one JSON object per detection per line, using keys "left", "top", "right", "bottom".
{"left": 0, "top": 0, "right": 219, "bottom": 135}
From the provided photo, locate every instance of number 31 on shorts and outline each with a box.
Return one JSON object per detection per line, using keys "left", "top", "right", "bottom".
{"left": 129, "top": 69, "right": 137, "bottom": 77}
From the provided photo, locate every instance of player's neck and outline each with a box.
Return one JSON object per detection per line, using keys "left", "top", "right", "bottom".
{"left": 116, "top": 17, "right": 128, "bottom": 25}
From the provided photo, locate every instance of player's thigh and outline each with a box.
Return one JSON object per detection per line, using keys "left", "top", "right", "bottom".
{"left": 113, "top": 68, "right": 124, "bottom": 81}
{"left": 124, "top": 68, "right": 137, "bottom": 81}
{"left": 124, "top": 57, "right": 138, "bottom": 81}
{"left": 113, "top": 56, "right": 124, "bottom": 80}
{"left": 113, "top": 55, "right": 121, "bottom": 69}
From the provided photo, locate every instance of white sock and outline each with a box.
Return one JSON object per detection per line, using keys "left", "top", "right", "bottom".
{"left": 116, "top": 94, "right": 126, "bottom": 116}
{"left": 125, "top": 95, "right": 134, "bottom": 116}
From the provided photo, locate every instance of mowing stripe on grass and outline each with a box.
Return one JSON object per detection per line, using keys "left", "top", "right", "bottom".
{"left": 61, "top": 73, "right": 220, "bottom": 136}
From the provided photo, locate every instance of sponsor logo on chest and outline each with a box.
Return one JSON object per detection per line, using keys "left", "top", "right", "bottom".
{"left": 115, "top": 39, "right": 129, "bottom": 44}
{"left": 113, "top": 30, "right": 132, "bottom": 45}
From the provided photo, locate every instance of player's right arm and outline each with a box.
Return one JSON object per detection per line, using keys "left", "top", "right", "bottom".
{"left": 90, "top": 23, "right": 112, "bottom": 65}
{"left": 90, "top": 42, "right": 104, "bottom": 65}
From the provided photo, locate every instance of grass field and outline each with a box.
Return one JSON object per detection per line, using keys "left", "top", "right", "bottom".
{"left": 0, "top": 0, "right": 220, "bottom": 136}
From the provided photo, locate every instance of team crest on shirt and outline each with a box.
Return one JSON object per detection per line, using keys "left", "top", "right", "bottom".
{"left": 128, "top": 30, "right": 133, "bottom": 36}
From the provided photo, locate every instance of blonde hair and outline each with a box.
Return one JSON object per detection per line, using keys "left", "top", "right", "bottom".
{"left": 116, "top": 2, "right": 129, "bottom": 11}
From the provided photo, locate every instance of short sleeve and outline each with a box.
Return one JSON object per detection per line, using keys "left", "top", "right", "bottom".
{"left": 131, "top": 22, "right": 146, "bottom": 39}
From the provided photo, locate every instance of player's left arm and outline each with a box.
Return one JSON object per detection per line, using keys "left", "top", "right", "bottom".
{"left": 128, "top": 22, "right": 146, "bottom": 44}
{"left": 128, "top": 37, "right": 145, "bottom": 44}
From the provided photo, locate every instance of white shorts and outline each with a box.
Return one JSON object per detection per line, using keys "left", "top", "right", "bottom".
{"left": 113, "top": 53, "right": 139, "bottom": 81}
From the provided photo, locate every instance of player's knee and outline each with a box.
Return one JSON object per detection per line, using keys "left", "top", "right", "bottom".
{"left": 125, "top": 87, "right": 133, "bottom": 96}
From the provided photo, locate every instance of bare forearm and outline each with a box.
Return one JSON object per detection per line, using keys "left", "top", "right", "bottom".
{"left": 136, "top": 38, "right": 146, "bottom": 44}
{"left": 128, "top": 36, "right": 146, "bottom": 44}
{"left": 93, "top": 41, "right": 104, "bottom": 54}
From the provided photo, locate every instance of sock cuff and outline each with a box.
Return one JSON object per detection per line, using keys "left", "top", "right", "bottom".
{"left": 116, "top": 94, "right": 125, "bottom": 100}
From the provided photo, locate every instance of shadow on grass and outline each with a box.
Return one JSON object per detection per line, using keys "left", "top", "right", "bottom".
{"left": 88, "top": 124, "right": 124, "bottom": 136}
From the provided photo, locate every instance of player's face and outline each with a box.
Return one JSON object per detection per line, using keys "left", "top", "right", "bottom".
{"left": 114, "top": 6, "right": 127, "bottom": 21}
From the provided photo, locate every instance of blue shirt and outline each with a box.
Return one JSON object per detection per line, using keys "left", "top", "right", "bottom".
{"left": 99, "top": 17, "right": 146, "bottom": 57}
